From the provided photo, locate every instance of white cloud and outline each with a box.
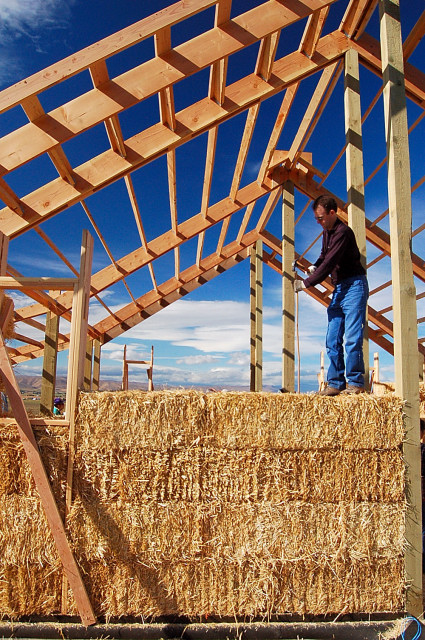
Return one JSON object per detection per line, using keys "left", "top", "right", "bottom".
{"left": 0, "top": 0, "right": 75, "bottom": 85}
{"left": 176, "top": 354, "right": 222, "bottom": 365}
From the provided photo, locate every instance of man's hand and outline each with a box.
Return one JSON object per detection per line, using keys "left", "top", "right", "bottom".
{"left": 307, "top": 265, "right": 317, "bottom": 274}
{"left": 294, "top": 279, "right": 305, "bottom": 293}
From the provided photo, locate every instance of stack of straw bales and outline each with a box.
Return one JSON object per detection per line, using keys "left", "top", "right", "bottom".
{"left": 0, "top": 391, "right": 406, "bottom": 619}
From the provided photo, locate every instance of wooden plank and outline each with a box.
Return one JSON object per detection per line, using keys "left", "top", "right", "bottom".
{"left": 256, "top": 188, "right": 283, "bottom": 231}
{"left": 83, "top": 338, "right": 93, "bottom": 391}
{"left": 0, "top": 276, "right": 76, "bottom": 290}
{"left": 236, "top": 202, "right": 256, "bottom": 244}
{"left": 287, "top": 61, "right": 340, "bottom": 164}
{"left": 62, "top": 230, "right": 93, "bottom": 613}
{"left": 0, "top": 2, "right": 341, "bottom": 180}
{"left": 0, "top": 178, "right": 23, "bottom": 214}
{"left": 230, "top": 104, "right": 260, "bottom": 201}
{"left": 340, "top": 0, "right": 376, "bottom": 38}
{"left": 403, "top": 8, "right": 425, "bottom": 60}
{"left": 197, "top": 127, "right": 218, "bottom": 266}
{"left": 209, "top": 1, "right": 231, "bottom": 105}
{"left": 0, "top": 0, "right": 221, "bottom": 113}
{"left": 257, "top": 83, "right": 299, "bottom": 184}
{"left": 40, "top": 310, "right": 59, "bottom": 416}
{"left": 379, "top": 0, "right": 422, "bottom": 614}
{"left": 354, "top": 33, "right": 425, "bottom": 106}
{"left": 299, "top": 7, "right": 329, "bottom": 58}
{"left": 256, "top": 31, "right": 280, "bottom": 81}
{"left": 0, "top": 30, "right": 349, "bottom": 239}
{"left": 0, "top": 313, "right": 95, "bottom": 625}
{"left": 281, "top": 181, "right": 295, "bottom": 392}
{"left": 92, "top": 339, "right": 101, "bottom": 391}
{"left": 250, "top": 240, "right": 263, "bottom": 391}
{"left": 344, "top": 47, "right": 369, "bottom": 389}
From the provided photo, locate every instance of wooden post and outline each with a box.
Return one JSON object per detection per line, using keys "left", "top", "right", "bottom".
{"left": 379, "top": 0, "right": 422, "bottom": 614}
{"left": 344, "top": 47, "right": 369, "bottom": 390}
{"left": 281, "top": 181, "right": 295, "bottom": 392}
{"left": 62, "top": 230, "right": 93, "bottom": 614}
{"left": 250, "top": 240, "right": 263, "bottom": 391}
{"left": 374, "top": 352, "right": 380, "bottom": 383}
{"left": 0, "top": 301, "right": 95, "bottom": 626}
{"left": 40, "top": 309, "right": 59, "bottom": 415}
{"left": 83, "top": 338, "right": 93, "bottom": 391}
{"left": 122, "top": 344, "right": 128, "bottom": 391}
{"left": 147, "top": 345, "right": 154, "bottom": 392}
{"left": 92, "top": 339, "right": 101, "bottom": 391}
{"left": 318, "top": 350, "right": 325, "bottom": 391}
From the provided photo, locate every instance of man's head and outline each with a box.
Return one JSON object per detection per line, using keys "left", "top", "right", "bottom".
{"left": 312, "top": 195, "right": 338, "bottom": 231}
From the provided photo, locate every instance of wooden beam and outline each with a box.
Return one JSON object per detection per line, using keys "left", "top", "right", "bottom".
{"left": 40, "top": 310, "right": 59, "bottom": 417}
{"left": 379, "top": 0, "right": 422, "bottom": 614}
{"left": 0, "top": 0, "right": 222, "bottom": 113}
{"left": 0, "top": 29, "right": 349, "bottom": 239}
{"left": 0, "top": 178, "right": 23, "bottom": 214}
{"left": 281, "top": 181, "right": 295, "bottom": 392}
{"left": 354, "top": 33, "right": 425, "bottom": 107}
{"left": 230, "top": 104, "right": 260, "bottom": 201}
{"left": 250, "top": 239, "right": 263, "bottom": 392}
{"left": 257, "top": 83, "right": 299, "bottom": 184}
{"left": 340, "top": 0, "right": 378, "bottom": 38}
{"left": 83, "top": 338, "right": 93, "bottom": 391}
{"left": 208, "top": 1, "right": 232, "bottom": 105}
{"left": 92, "top": 339, "right": 101, "bottom": 391}
{"left": 299, "top": 7, "right": 329, "bottom": 58}
{"left": 344, "top": 47, "right": 369, "bottom": 389}
{"left": 287, "top": 61, "right": 341, "bottom": 165}
{"left": 197, "top": 127, "right": 218, "bottom": 266}
{"left": 0, "top": 309, "right": 95, "bottom": 625}
{"left": 256, "top": 31, "right": 280, "bottom": 81}
{"left": 403, "top": 8, "right": 425, "bottom": 60}
{"left": 0, "top": 276, "right": 76, "bottom": 290}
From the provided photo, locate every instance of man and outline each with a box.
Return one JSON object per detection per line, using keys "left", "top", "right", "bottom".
{"left": 294, "top": 195, "right": 368, "bottom": 396}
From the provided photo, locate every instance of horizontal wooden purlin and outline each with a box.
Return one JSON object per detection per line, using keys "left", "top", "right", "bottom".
{"left": 0, "top": 0, "right": 221, "bottom": 114}
{"left": 12, "top": 332, "right": 44, "bottom": 348}
{"left": 0, "top": 0, "right": 338, "bottom": 179}
{"left": 279, "top": 166, "right": 425, "bottom": 285}
{"left": 0, "top": 418, "right": 69, "bottom": 426}
{"left": 0, "top": 32, "right": 350, "bottom": 240}
{"left": 353, "top": 33, "right": 425, "bottom": 107}
{"left": 0, "top": 276, "right": 77, "bottom": 290}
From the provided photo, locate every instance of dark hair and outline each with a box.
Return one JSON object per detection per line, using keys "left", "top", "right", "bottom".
{"left": 312, "top": 195, "right": 338, "bottom": 214}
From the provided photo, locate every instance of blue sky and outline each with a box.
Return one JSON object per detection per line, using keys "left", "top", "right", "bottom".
{"left": 1, "top": 0, "right": 424, "bottom": 392}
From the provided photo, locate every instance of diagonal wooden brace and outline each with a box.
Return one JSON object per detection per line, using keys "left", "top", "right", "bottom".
{"left": 0, "top": 320, "right": 96, "bottom": 626}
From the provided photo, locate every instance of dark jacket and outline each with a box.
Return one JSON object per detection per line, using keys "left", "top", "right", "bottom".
{"left": 304, "top": 218, "right": 365, "bottom": 288}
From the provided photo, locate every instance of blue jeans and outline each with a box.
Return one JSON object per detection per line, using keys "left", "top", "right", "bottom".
{"left": 326, "top": 275, "right": 368, "bottom": 390}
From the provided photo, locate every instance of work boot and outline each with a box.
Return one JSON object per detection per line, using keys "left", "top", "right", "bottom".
{"left": 341, "top": 385, "right": 365, "bottom": 395}
{"left": 318, "top": 386, "right": 341, "bottom": 396}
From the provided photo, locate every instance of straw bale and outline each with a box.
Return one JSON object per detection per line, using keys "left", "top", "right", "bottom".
{"left": 62, "top": 557, "right": 404, "bottom": 619}
{"left": 0, "top": 391, "right": 408, "bottom": 619}
{"left": 72, "top": 447, "right": 404, "bottom": 504}
{"left": 76, "top": 391, "right": 404, "bottom": 450}
{"left": 66, "top": 499, "right": 405, "bottom": 566}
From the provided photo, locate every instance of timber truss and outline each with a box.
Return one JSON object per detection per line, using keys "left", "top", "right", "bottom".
{"left": 0, "top": 0, "right": 425, "bottom": 367}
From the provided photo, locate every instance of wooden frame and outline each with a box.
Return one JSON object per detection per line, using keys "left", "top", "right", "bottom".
{"left": 0, "top": 0, "right": 424, "bottom": 616}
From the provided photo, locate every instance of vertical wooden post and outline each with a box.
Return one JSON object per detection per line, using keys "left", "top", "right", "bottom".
{"left": 281, "top": 181, "right": 295, "bottom": 392}
{"left": 318, "top": 350, "right": 325, "bottom": 391}
{"left": 148, "top": 345, "right": 154, "bottom": 392}
{"left": 250, "top": 240, "right": 263, "bottom": 391}
{"left": 374, "top": 352, "right": 380, "bottom": 383}
{"left": 344, "top": 47, "right": 369, "bottom": 390}
{"left": 62, "top": 230, "right": 93, "bottom": 614}
{"left": 83, "top": 338, "right": 93, "bottom": 391}
{"left": 122, "top": 345, "right": 128, "bottom": 391}
{"left": 92, "top": 339, "right": 101, "bottom": 391}
{"left": 40, "top": 309, "right": 59, "bottom": 415}
{"left": 0, "top": 233, "right": 8, "bottom": 310}
{"left": 379, "top": 0, "right": 422, "bottom": 614}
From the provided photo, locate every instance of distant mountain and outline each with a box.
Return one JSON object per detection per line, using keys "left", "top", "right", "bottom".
{"left": 15, "top": 375, "right": 261, "bottom": 394}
